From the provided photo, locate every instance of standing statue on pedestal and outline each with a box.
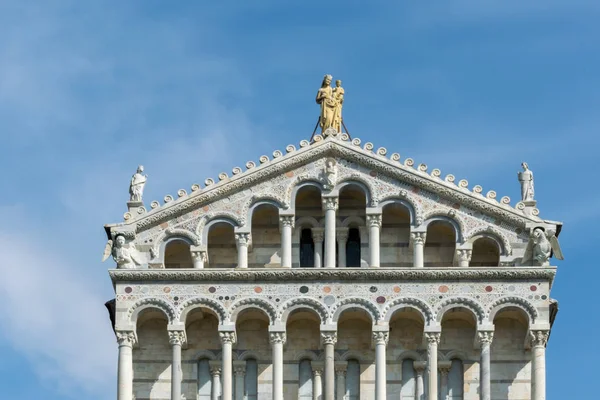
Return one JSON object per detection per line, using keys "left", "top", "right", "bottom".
{"left": 332, "top": 80, "right": 345, "bottom": 133}
{"left": 518, "top": 162, "right": 534, "bottom": 202}
{"left": 129, "top": 165, "right": 147, "bottom": 202}
{"left": 316, "top": 75, "right": 337, "bottom": 133}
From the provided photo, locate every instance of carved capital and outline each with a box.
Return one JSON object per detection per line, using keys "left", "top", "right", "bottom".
{"left": 190, "top": 250, "right": 208, "bottom": 262}
{"left": 322, "top": 197, "right": 339, "bottom": 211}
{"left": 425, "top": 332, "right": 441, "bottom": 345}
{"left": 279, "top": 215, "right": 295, "bottom": 228}
{"left": 336, "top": 227, "right": 349, "bottom": 242}
{"left": 411, "top": 231, "right": 427, "bottom": 246}
{"left": 312, "top": 361, "right": 325, "bottom": 376}
{"left": 209, "top": 362, "right": 222, "bottom": 376}
{"left": 311, "top": 227, "right": 325, "bottom": 243}
{"left": 235, "top": 233, "right": 251, "bottom": 246}
{"left": 335, "top": 361, "right": 348, "bottom": 375}
{"left": 413, "top": 361, "right": 427, "bottom": 374}
{"left": 477, "top": 331, "right": 494, "bottom": 345}
{"left": 456, "top": 249, "right": 472, "bottom": 263}
{"left": 116, "top": 330, "right": 136, "bottom": 347}
{"left": 219, "top": 331, "right": 237, "bottom": 345}
{"left": 168, "top": 330, "right": 187, "bottom": 346}
{"left": 530, "top": 330, "right": 549, "bottom": 348}
{"left": 367, "top": 214, "right": 383, "bottom": 228}
{"left": 372, "top": 331, "right": 389, "bottom": 346}
{"left": 233, "top": 361, "right": 246, "bottom": 376}
{"left": 269, "top": 332, "right": 287, "bottom": 345}
{"left": 321, "top": 331, "right": 337, "bottom": 345}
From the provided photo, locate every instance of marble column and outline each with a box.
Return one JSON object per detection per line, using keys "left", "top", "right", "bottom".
{"left": 367, "top": 214, "right": 382, "bottom": 268}
{"left": 411, "top": 231, "right": 426, "bottom": 268}
{"left": 438, "top": 361, "right": 452, "bottom": 400}
{"left": 233, "top": 361, "right": 246, "bottom": 400}
{"left": 116, "top": 331, "right": 136, "bottom": 400}
{"left": 322, "top": 197, "right": 338, "bottom": 268}
{"left": 321, "top": 331, "right": 337, "bottom": 400}
{"left": 311, "top": 361, "right": 324, "bottom": 400}
{"left": 279, "top": 215, "right": 294, "bottom": 268}
{"left": 312, "top": 228, "right": 324, "bottom": 268}
{"left": 531, "top": 330, "right": 549, "bottom": 400}
{"left": 169, "top": 330, "right": 186, "bottom": 400}
{"left": 235, "top": 233, "right": 250, "bottom": 268}
{"left": 373, "top": 330, "right": 389, "bottom": 400}
{"left": 334, "top": 362, "right": 348, "bottom": 400}
{"left": 456, "top": 249, "right": 472, "bottom": 267}
{"left": 413, "top": 361, "right": 426, "bottom": 400}
{"left": 336, "top": 228, "right": 349, "bottom": 268}
{"left": 426, "top": 332, "right": 441, "bottom": 400}
{"left": 270, "top": 332, "right": 286, "bottom": 400}
{"left": 191, "top": 247, "right": 207, "bottom": 269}
{"left": 209, "top": 362, "right": 222, "bottom": 400}
{"left": 478, "top": 331, "right": 494, "bottom": 400}
{"left": 220, "top": 331, "right": 236, "bottom": 400}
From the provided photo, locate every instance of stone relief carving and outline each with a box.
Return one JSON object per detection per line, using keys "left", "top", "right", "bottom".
{"left": 523, "top": 228, "right": 564, "bottom": 266}
{"left": 129, "top": 165, "right": 147, "bottom": 202}
{"left": 322, "top": 157, "right": 338, "bottom": 191}
{"left": 102, "top": 235, "right": 142, "bottom": 269}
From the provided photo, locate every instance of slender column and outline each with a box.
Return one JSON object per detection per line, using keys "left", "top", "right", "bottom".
{"left": 191, "top": 247, "right": 207, "bottom": 269}
{"left": 116, "top": 331, "right": 136, "bottom": 400}
{"left": 233, "top": 361, "right": 246, "bottom": 400}
{"left": 373, "top": 330, "right": 389, "bottom": 400}
{"left": 312, "top": 228, "right": 324, "bottom": 268}
{"left": 531, "top": 330, "right": 549, "bottom": 400}
{"left": 438, "top": 361, "right": 452, "bottom": 400}
{"left": 235, "top": 233, "right": 250, "bottom": 268}
{"left": 279, "top": 216, "right": 294, "bottom": 268}
{"left": 411, "top": 231, "right": 426, "bottom": 268}
{"left": 334, "top": 362, "right": 348, "bottom": 400}
{"left": 478, "top": 331, "right": 494, "bottom": 400}
{"left": 336, "top": 228, "right": 349, "bottom": 268}
{"left": 169, "top": 330, "right": 186, "bottom": 400}
{"left": 413, "top": 361, "right": 426, "bottom": 400}
{"left": 270, "top": 332, "right": 286, "bottom": 400}
{"left": 209, "top": 362, "right": 222, "bottom": 400}
{"left": 367, "top": 214, "right": 382, "bottom": 268}
{"left": 220, "top": 331, "right": 236, "bottom": 400}
{"left": 322, "top": 197, "right": 338, "bottom": 268}
{"left": 321, "top": 331, "right": 337, "bottom": 400}
{"left": 311, "top": 362, "right": 324, "bottom": 400}
{"left": 425, "top": 332, "right": 441, "bottom": 400}
{"left": 456, "top": 249, "right": 472, "bottom": 267}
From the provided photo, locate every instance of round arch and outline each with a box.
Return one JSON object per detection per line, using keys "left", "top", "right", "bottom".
{"left": 128, "top": 298, "right": 176, "bottom": 325}
{"left": 382, "top": 297, "right": 434, "bottom": 325}
{"left": 244, "top": 198, "right": 286, "bottom": 227}
{"left": 278, "top": 298, "right": 328, "bottom": 325}
{"left": 200, "top": 216, "right": 239, "bottom": 246}
{"left": 289, "top": 180, "right": 325, "bottom": 210}
{"left": 444, "top": 350, "right": 469, "bottom": 362}
{"left": 435, "top": 297, "right": 486, "bottom": 325}
{"left": 422, "top": 214, "right": 464, "bottom": 243}
{"left": 487, "top": 296, "right": 538, "bottom": 325}
{"left": 238, "top": 350, "right": 262, "bottom": 361}
{"left": 333, "top": 179, "right": 373, "bottom": 206}
{"left": 230, "top": 298, "right": 277, "bottom": 324}
{"left": 179, "top": 297, "right": 228, "bottom": 325}
{"left": 339, "top": 350, "right": 369, "bottom": 362}
{"left": 397, "top": 350, "right": 423, "bottom": 362}
{"left": 379, "top": 198, "right": 417, "bottom": 226}
{"left": 294, "top": 350, "right": 319, "bottom": 362}
{"left": 193, "top": 350, "right": 218, "bottom": 361}
{"left": 466, "top": 226, "right": 512, "bottom": 256}
{"left": 330, "top": 298, "right": 380, "bottom": 323}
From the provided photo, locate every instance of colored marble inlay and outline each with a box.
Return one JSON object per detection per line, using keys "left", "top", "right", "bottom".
{"left": 299, "top": 286, "right": 309, "bottom": 294}
{"left": 393, "top": 286, "right": 401, "bottom": 293}
{"left": 208, "top": 287, "right": 216, "bottom": 293}
{"left": 485, "top": 286, "right": 493, "bottom": 292}
{"left": 124, "top": 287, "right": 133, "bottom": 294}
{"left": 323, "top": 286, "right": 332, "bottom": 293}
{"left": 438, "top": 285, "right": 449, "bottom": 293}
{"left": 369, "top": 286, "right": 378, "bottom": 293}
{"left": 530, "top": 285, "right": 538, "bottom": 292}
{"left": 376, "top": 296, "right": 386, "bottom": 304}
{"left": 254, "top": 287, "right": 263, "bottom": 294}
{"left": 163, "top": 287, "right": 171, "bottom": 293}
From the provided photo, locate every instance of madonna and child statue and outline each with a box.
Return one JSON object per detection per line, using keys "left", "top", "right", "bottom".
{"left": 316, "top": 74, "right": 345, "bottom": 134}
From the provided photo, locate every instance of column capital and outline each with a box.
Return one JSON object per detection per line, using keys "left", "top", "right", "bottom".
{"left": 413, "top": 361, "right": 427, "bottom": 374}
{"left": 234, "top": 232, "right": 251, "bottom": 246}
{"left": 168, "top": 330, "right": 187, "bottom": 346}
{"left": 219, "top": 331, "right": 237, "bottom": 345}
{"left": 438, "top": 360, "right": 452, "bottom": 375}
{"left": 372, "top": 331, "right": 389, "bottom": 346}
{"left": 320, "top": 331, "right": 338, "bottom": 345}
{"left": 116, "top": 330, "right": 137, "bottom": 347}
{"left": 410, "top": 231, "right": 427, "bottom": 245}
{"left": 367, "top": 214, "right": 383, "bottom": 228}
{"left": 530, "top": 330, "right": 550, "bottom": 348}
{"left": 322, "top": 197, "right": 339, "bottom": 211}
{"left": 311, "top": 360, "right": 325, "bottom": 375}
{"left": 233, "top": 360, "right": 246, "bottom": 376}
{"left": 279, "top": 215, "right": 295, "bottom": 228}
{"left": 425, "top": 331, "right": 441, "bottom": 344}
{"left": 311, "top": 227, "right": 325, "bottom": 243}
{"left": 209, "top": 361, "right": 222, "bottom": 376}
{"left": 269, "top": 332, "right": 287, "bottom": 345}
{"left": 456, "top": 248, "right": 472, "bottom": 263}
{"left": 477, "top": 330, "right": 494, "bottom": 345}
{"left": 336, "top": 227, "right": 349, "bottom": 241}
{"left": 334, "top": 361, "right": 348, "bottom": 375}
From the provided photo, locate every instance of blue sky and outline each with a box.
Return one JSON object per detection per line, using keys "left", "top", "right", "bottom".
{"left": 0, "top": 1, "right": 598, "bottom": 398}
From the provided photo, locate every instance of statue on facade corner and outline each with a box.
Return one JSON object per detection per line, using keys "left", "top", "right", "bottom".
{"left": 129, "top": 165, "right": 147, "bottom": 202}
{"left": 518, "top": 162, "right": 534, "bottom": 202}
{"left": 523, "top": 227, "right": 564, "bottom": 266}
{"left": 102, "top": 235, "right": 142, "bottom": 269}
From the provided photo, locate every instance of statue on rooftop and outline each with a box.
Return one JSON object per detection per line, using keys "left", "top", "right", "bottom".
{"left": 316, "top": 74, "right": 337, "bottom": 133}
{"left": 129, "top": 165, "right": 147, "bottom": 202}
{"left": 518, "top": 162, "right": 534, "bottom": 202}
{"left": 102, "top": 235, "right": 142, "bottom": 269}
{"left": 332, "top": 79, "right": 345, "bottom": 133}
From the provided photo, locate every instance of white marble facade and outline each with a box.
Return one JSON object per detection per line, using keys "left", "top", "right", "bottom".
{"left": 105, "top": 131, "right": 560, "bottom": 400}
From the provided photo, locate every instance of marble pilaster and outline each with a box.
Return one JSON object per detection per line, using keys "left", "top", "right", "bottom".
{"left": 322, "top": 197, "right": 338, "bottom": 268}
{"left": 116, "top": 331, "right": 136, "bottom": 400}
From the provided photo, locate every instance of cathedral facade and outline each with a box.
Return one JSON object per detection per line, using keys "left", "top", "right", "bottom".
{"left": 104, "top": 129, "right": 561, "bottom": 400}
